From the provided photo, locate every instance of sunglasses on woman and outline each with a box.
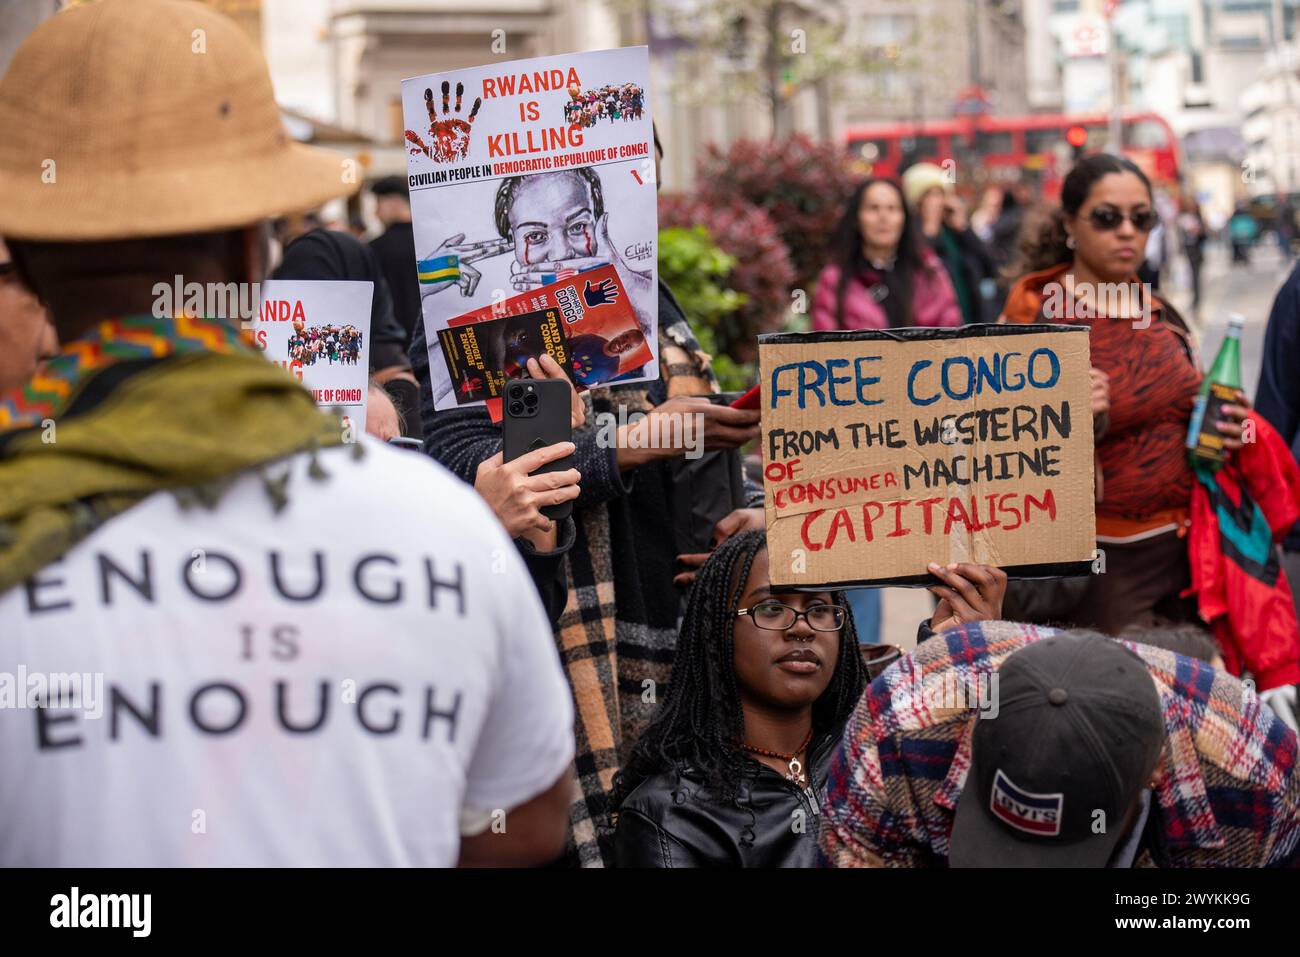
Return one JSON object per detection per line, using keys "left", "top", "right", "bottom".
{"left": 1087, "top": 204, "right": 1159, "bottom": 232}
{"left": 736, "top": 600, "right": 846, "bottom": 632}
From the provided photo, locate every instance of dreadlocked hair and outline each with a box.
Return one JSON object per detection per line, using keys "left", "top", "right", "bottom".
{"left": 611, "top": 530, "right": 868, "bottom": 818}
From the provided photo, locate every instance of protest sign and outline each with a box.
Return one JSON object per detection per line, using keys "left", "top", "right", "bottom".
{"left": 446, "top": 263, "right": 649, "bottom": 419}
{"left": 759, "top": 324, "right": 1095, "bottom": 588}
{"left": 401, "top": 46, "right": 658, "bottom": 413}
{"left": 438, "top": 306, "right": 572, "bottom": 403}
{"left": 254, "top": 280, "right": 373, "bottom": 433}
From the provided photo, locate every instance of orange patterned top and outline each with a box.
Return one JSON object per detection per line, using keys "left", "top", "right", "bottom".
{"left": 1002, "top": 264, "right": 1202, "bottom": 524}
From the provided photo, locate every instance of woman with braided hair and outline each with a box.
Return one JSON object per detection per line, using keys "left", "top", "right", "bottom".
{"left": 612, "top": 531, "right": 1010, "bottom": 867}
{"left": 611, "top": 530, "right": 866, "bottom": 867}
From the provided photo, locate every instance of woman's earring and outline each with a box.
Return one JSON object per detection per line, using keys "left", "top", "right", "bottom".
{"left": 1066, "top": 235, "right": 1076, "bottom": 249}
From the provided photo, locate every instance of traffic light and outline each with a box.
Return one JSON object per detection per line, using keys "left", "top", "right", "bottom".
{"left": 1066, "top": 125, "right": 1088, "bottom": 160}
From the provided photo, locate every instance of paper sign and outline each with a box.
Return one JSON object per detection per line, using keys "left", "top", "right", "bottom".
{"left": 447, "top": 262, "right": 651, "bottom": 420}
{"left": 759, "top": 324, "right": 1095, "bottom": 588}
{"left": 254, "top": 280, "right": 373, "bottom": 433}
{"left": 401, "top": 46, "right": 659, "bottom": 412}
{"left": 438, "top": 306, "right": 572, "bottom": 403}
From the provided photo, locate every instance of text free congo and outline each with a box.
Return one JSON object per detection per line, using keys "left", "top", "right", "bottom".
{"left": 768, "top": 347, "right": 1062, "bottom": 415}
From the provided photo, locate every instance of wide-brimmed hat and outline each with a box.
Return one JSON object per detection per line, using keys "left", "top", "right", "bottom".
{"left": 0, "top": 0, "right": 357, "bottom": 242}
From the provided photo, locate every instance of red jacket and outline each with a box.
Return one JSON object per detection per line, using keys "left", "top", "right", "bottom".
{"left": 1188, "top": 413, "right": 1300, "bottom": 690}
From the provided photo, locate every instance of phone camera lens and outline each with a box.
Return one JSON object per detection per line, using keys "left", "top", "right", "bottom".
{"left": 524, "top": 393, "right": 539, "bottom": 406}
{"left": 509, "top": 385, "right": 524, "bottom": 400}
{"left": 508, "top": 401, "right": 524, "bottom": 416}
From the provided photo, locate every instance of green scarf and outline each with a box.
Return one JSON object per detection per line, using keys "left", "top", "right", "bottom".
{"left": 0, "top": 315, "right": 346, "bottom": 596}
{"left": 936, "top": 226, "right": 976, "bottom": 324}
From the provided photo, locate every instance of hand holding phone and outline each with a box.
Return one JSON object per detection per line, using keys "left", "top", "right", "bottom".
{"left": 475, "top": 443, "right": 579, "bottom": 543}
{"left": 525, "top": 354, "right": 585, "bottom": 430}
{"left": 502, "top": 378, "right": 577, "bottom": 522}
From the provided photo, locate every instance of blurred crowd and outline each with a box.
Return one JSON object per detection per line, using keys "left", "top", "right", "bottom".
{"left": 0, "top": 0, "right": 1298, "bottom": 871}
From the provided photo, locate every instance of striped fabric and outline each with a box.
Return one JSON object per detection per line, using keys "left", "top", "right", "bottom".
{"left": 819, "top": 620, "right": 1300, "bottom": 867}
{"left": 0, "top": 314, "right": 248, "bottom": 431}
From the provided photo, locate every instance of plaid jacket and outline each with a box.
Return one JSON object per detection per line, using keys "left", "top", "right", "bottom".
{"left": 819, "top": 621, "right": 1300, "bottom": 867}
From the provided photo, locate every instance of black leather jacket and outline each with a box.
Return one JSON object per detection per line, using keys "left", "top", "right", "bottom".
{"left": 613, "top": 731, "right": 840, "bottom": 867}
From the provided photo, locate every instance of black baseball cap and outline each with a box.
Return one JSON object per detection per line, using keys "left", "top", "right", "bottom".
{"left": 950, "top": 633, "right": 1165, "bottom": 867}
{"left": 370, "top": 175, "right": 409, "bottom": 198}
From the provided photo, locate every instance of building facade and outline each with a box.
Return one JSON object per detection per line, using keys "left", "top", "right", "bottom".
{"left": 1241, "top": 40, "right": 1300, "bottom": 196}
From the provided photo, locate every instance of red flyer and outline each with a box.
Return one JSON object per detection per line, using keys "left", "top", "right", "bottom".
{"left": 447, "top": 263, "right": 653, "bottom": 420}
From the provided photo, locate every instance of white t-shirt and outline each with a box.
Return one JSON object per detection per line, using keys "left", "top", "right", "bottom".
{"left": 0, "top": 437, "right": 574, "bottom": 866}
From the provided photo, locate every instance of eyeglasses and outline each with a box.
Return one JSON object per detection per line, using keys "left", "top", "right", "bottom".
{"left": 1087, "top": 204, "right": 1159, "bottom": 232}
{"left": 735, "top": 600, "right": 846, "bottom": 632}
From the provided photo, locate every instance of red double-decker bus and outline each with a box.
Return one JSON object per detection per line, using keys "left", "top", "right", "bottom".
{"left": 843, "top": 112, "right": 1181, "bottom": 197}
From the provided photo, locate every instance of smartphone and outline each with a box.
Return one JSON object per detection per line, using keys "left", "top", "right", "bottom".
{"left": 502, "top": 379, "right": 574, "bottom": 522}
{"left": 730, "top": 384, "right": 761, "bottom": 410}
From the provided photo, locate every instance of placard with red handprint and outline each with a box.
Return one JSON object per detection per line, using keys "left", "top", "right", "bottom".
{"left": 405, "top": 81, "right": 483, "bottom": 163}
{"left": 402, "top": 47, "right": 658, "bottom": 412}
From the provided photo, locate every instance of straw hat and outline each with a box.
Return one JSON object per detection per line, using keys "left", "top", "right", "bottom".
{"left": 901, "top": 162, "right": 952, "bottom": 209}
{"left": 0, "top": 0, "right": 357, "bottom": 242}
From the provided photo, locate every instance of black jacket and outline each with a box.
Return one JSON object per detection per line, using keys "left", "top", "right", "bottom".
{"left": 369, "top": 222, "right": 421, "bottom": 351}
{"left": 613, "top": 731, "right": 840, "bottom": 868}
{"left": 928, "top": 225, "right": 998, "bottom": 324}
{"left": 1257, "top": 261, "right": 1300, "bottom": 551}
{"left": 274, "top": 228, "right": 410, "bottom": 372}
{"left": 513, "top": 517, "right": 575, "bottom": 628}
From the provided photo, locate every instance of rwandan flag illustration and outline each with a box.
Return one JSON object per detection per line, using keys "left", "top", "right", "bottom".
{"left": 417, "top": 254, "right": 459, "bottom": 284}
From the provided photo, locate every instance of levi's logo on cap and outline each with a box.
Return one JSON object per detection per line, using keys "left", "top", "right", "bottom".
{"left": 989, "top": 769, "right": 1063, "bottom": 837}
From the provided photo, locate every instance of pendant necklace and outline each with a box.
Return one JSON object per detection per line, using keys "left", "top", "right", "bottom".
{"left": 743, "top": 727, "right": 814, "bottom": 788}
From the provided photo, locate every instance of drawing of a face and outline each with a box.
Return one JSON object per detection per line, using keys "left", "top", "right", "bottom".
{"left": 506, "top": 171, "right": 599, "bottom": 265}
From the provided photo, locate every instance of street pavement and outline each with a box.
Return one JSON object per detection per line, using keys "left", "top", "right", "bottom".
{"left": 877, "top": 239, "right": 1297, "bottom": 649}
{"left": 1165, "top": 239, "right": 1293, "bottom": 401}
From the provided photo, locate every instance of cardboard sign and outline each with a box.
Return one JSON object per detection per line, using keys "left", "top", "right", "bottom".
{"left": 254, "top": 280, "right": 373, "bottom": 433}
{"left": 401, "top": 46, "right": 659, "bottom": 413}
{"left": 759, "top": 324, "right": 1095, "bottom": 588}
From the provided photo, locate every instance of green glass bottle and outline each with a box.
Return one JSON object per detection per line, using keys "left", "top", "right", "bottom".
{"left": 1186, "top": 313, "right": 1244, "bottom": 471}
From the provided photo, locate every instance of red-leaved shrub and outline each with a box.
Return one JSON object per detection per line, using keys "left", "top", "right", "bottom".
{"left": 659, "top": 193, "right": 794, "bottom": 360}
{"left": 694, "top": 134, "right": 858, "bottom": 292}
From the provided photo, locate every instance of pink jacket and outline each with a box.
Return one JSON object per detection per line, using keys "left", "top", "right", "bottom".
{"left": 810, "top": 251, "right": 961, "bottom": 331}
